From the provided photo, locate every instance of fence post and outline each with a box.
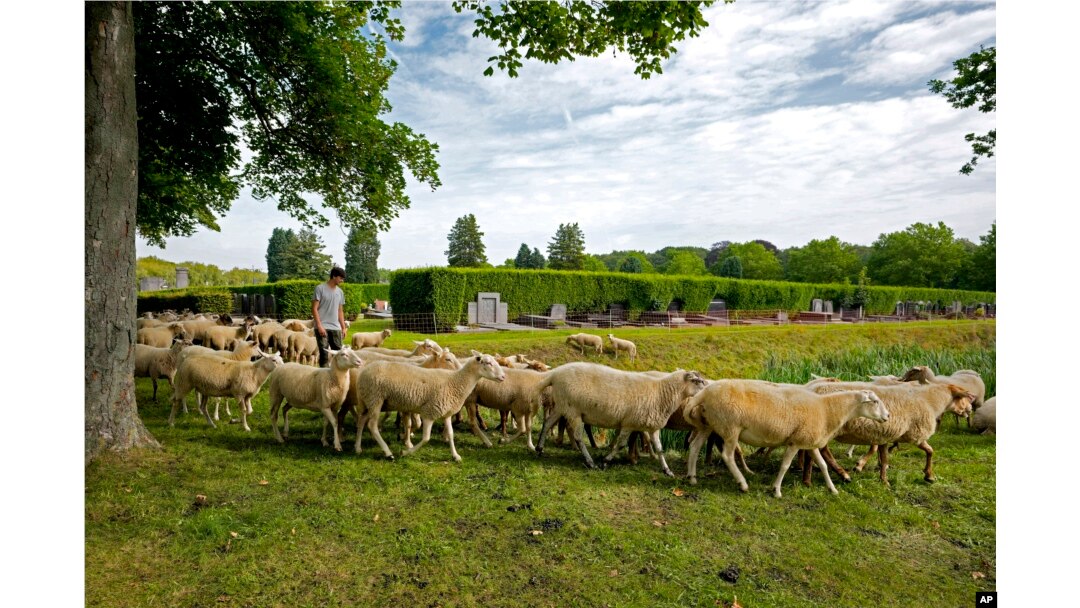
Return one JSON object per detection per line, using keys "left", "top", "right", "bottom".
{"left": 433, "top": 313, "right": 438, "bottom": 338}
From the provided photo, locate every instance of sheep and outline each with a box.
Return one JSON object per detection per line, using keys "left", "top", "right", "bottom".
{"left": 175, "top": 340, "right": 263, "bottom": 419}
{"left": 351, "top": 328, "right": 392, "bottom": 349}
{"left": 133, "top": 339, "right": 192, "bottom": 401}
{"left": 202, "top": 319, "right": 255, "bottom": 351}
{"left": 682, "top": 379, "right": 890, "bottom": 497}
{"left": 136, "top": 317, "right": 166, "bottom": 330}
{"left": 287, "top": 331, "right": 319, "bottom": 365}
{"left": 533, "top": 363, "right": 708, "bottom": 477}
{"left": 282, "top": 318, "right": 315, "bottom": 332}
{"left": 565, "top": 333, "right": 603, "bottom": 355}
{"left": 267, "top": 348, "right": 365, "bottom": 451}
{"left": 361, "top": 339, "right": 442, "bottom": 358}
{"left": 169, "top": 352, "right": 284, "bottom": 431}
{"left": 971, "top": 396, "right": 996, "bottom": 434}
{"left": 901, "top": 366, "right": 986, "bottom": 426}
{"left": 461, "top": 367, "right": 553, "bottom": 450}
{"left": 806, "top": 380, "right": 974, "bottom": 486}
{"left": 180, "top": 316, "right": 231, "bottom": 345}
{"left": 136, "top": 323, "right": 191, "bottom": 348}
{"left": 606, "top": 334, "right": 637, "bottom": 361}
{"left": 352, "top": 351, "right": 506, "bottom": 461}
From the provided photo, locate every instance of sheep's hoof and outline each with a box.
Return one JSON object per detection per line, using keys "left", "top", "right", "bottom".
{"left": 773, "top": 490, "right": 783, "bottom": 498}
{"left": 333, "top": 445, "right": 342, "bottom": 453}
{"left": 829, "top": 487, "right": 839, "bottom": 495}
{"left": 386, "top": 455, "right": 396, "bottom": 462}
{"left": 535, "top": 447, "right": 544, "bottom": 457}
{"left": 452, "top": 455, "right": 462, "bottom": 463}
{"left": 740, "top": 485, "right": 750, "bottom": 494}
{"left": 924, "top": 476, "right": 935, "bottom": 484}
{"left": 662, "top": 469, "right": 675, "bottom": 478}
{"left": 688, "top": 477, "right": 698, "bottom": 486}
{"left": 840, "top": 475, "right": 852, "bottom": 483}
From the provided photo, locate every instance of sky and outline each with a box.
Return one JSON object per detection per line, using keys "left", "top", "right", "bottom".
{"left": 135, "top": 0, "right": 997, "bottom": 272}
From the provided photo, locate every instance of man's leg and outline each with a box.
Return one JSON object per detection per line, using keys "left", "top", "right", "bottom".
{"left": 317, "top": 332, "right": 330, "bottom": 367}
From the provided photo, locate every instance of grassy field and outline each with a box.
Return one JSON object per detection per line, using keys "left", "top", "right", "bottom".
{"left": 87, "top": 321, "right": 995, "bottom": 607}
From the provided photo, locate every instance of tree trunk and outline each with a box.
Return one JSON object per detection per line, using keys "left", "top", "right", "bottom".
{"left": 85, "top": 1, "right": 158, "bottom": 464}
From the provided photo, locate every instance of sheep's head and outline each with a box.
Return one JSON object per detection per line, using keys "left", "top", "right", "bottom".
{"left": 681, "top": 371, "right": 708, "bottom": 398}
{"left": 946, "top": 385, "right": 976, "bottom": 416}
{"left": 525, "top": 359, "right": 549, "bottom": 372}
{"left": 382, "top": 328, "right": 393, "bottom": 338}
{"left": 471, "top": 351, "right": 506, "bottom": 383}
{"left": 900, "top": 365, "right": 934, "bottom": 384}
{"left": 330, "top": 348, "right": 364, "bottom": 370}
{"left": 857, "top": 390, "right": 889, "bottom": 422}
{"left": 170, "top": 338, "right": 193, "bottom": 353}
{"left": 258, "top": 352, "right": 285, "bottom": 371}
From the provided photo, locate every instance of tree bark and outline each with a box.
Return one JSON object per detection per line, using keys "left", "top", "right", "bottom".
{"left": 86, "top": 1, "right": 159, "bottom": 464}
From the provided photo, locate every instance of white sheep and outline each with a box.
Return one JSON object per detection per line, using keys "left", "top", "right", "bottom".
{"left": 352, "top": 351, "right": 506, "bottom": 461}
{"left": 251, "top": 321, "right": 285, "bottom": 351}
{"left": 971, "top": 396, "right": 996, "bottom": 434}
{"left": 361, "top": 339, "right": 442, "bottom": 358}
{"left": 287, "top": 331, "right": 319, "bottom": 365}
{"left": 202, "top": 320, "right": 255, "bottom": 351}
{"left": 169, "top": 352, "right": 284, "bottom": 431}
{"left": 174, "top": 340, "right": 263, "bottom": 419}
{"left": 282, "top": 318, "right": 315, "bottom": 332}
{"left": 351, "top": 328, "right": 392, "bottom": 349}
{"left": 136, "top": 323, "right": 191, "bottom": 348}
{"left": 901, "top": 365, "right": 986, "bottom": 425}
{"left": 461, "top": 367, "right": 553, "bottom": 450}
{"left": 806, "top": 380, "right": 974, "bottom": 486}
{"left": 606, "top": 334, "right": 637, "bottom": 361}
{"left": 565, "top": 333, "right": 603, "bottom": 355}
{"left": 682, "top": 379, "right": 890, "bottom": 496}
{"left": 533, "top": 363, "right": 708, "bottom": 477}
{"left": 267, "top": 348, "right": 365, "bottom": 451}
{"left": 133, "top": 339, "right": 192, "bottom": 401}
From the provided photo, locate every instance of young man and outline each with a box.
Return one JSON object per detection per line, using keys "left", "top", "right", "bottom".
{"left": 313, "top": 267, "right": 347, "bottom": 367}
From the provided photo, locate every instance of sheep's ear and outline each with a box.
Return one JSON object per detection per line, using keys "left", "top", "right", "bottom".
{"left": 471, "top": 349, "right": 481, "bottom": 357}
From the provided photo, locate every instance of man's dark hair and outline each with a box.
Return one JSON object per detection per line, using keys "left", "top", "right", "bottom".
{"left": 330, "top": 266, "right": 346, "bottom": 279}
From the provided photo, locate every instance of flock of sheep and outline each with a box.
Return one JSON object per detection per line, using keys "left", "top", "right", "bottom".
{"left": 134, "top": 311, "right": 995, "bottom": 497}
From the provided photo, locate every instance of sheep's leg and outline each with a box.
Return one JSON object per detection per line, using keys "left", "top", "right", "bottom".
{"left": 720, "top": 435, "right": 750, "bottom": 493}
{"left": 918, "top": 440, "right": 935, "bottom": 483}
{"left": 771, "top": 446, "right": 801, "bottom": 498}
{"left": 353, "top": 412, "right": 368, "bottom": 454}
{"left": 402, "top": 413, "right": 416, "bottom": 450}
{"left": 523, "top": 413, "right": 535, "bottom": 450}
{"left": 320, "top": 408, "right": 342, "bottom": 452}
{"left": 844, "top": 444, "right": 856, "bottom": 459}
{"left": 818, "top": 445, "right": 851, "bottom": 482}
{"left": 535, "top": 408, "right": 560, "bottom": 456}
{"left": 239, "top": 397, "right": 252, "bottom": 432}
{"left": 809, "top": 449, "right": 839, "bottom": 495}
{"left": 403, "top": 418, "right": 434, "bottom": 457}
{"left": 500, "top": 411, "right": 526, "bottom": 445}
{"left": 686, "top": 430, "right": 709, "bottom": 485}
{"left": 151, "top": 377, "right": 158, "bottom": 401}
{"left": 584, "top": 423, "right": 598, "bottom": 450}
{"left": 877, "top": 441, "right": 891, "bottom": 487}
{"left": 801, "top": 450, "right": 815, "bottom": 487}
{"left": 282, "top": 403, "right": 293, "bottom": 439}
{"left": 198, "top": 393, "right": 217, "bottom": 429}
{"left": 650, "top": 430, "right": 675, "bottom": 477}
{"left": 854, "top": 445, "right": 878, "bottom": 473}
{"left": 269, "top": 394, "right": 285, "bottom": 443}
{"left": 603, "top": 429, "right": 629, "bottom": 464}
{"left": 735, "top": 442, "right": 753, "bottom": 475}
{"left": 168, "top": 390, "right": 187, "bottom": 427}
{"left": 467, "top": 403, "right": 494, "bottom": 448}
{"left": 443, "top": 415, "right": 462, "bottom": 462}
{"left": 572, "top": 418, "right": 597, "bottom": 469}
{"left": 365, "top": 405, "right": 395, "bottom": 460}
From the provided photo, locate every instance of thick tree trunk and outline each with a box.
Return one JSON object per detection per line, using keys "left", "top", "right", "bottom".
{"left": 86, "top": 1, "right": 159, "bottom": 463}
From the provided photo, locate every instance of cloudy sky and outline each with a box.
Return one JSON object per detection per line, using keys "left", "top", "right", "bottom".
{"left": 136, "top": 0, "right": 997, "bottom": 271}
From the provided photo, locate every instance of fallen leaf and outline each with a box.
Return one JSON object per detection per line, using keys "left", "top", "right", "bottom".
{"left": 652, "top": 520, "right": 666, "bottom": 527}
{"left": 529, "top": 530, "right": 543, "bottom": 536}
{"left": 804, "top": 565, "right": 814, "bottom": 571}
{"left": 732, "top": 595, "right": 743, "bottom": 608}
{"left": 609, "top": 569, "right": 619, "bottom": 577}
{"left": 229, "top": 531, "right": 239, "bottom": 539}
{"left": 124, "top": 487, "right": 132, "bottom": 493}
{"left": 291, "top": 528, "right": 296, "bottom": 535}
{"left": 194, "top": 494, "right": 208, "bottom": 505}
{"left": 217, "top": 595, "right": 229, "bottom": 603}
{"left": 672, "top": 488, "right": 685, "bottom": 497}
{"left": 258, "top": 480, "right": 269, "bottom": 486}
{"left": 972, "top": 571, "right": 986, "bottom": 580}
{"left": 599, "top": 491, "right": 607, "bottom": 497}
{"left": 373, "top": 514, "right": 380, "bottom": 522}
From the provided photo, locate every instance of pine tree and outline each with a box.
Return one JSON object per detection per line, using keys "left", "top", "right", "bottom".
{"left": 266, "top": 228, "right": 296, "bottom": 283}
{"left": 514, "top": 243, "right": 532, "bottom": 269}
{"left": 546, "top": 223, "right": 586, "bottom": 270}
{"left": 278, "top": 229, "right": 333, "bottom": 280}
{"left": 445, "top": 214, "right": 488, "bottom": 267}
{"left": 530, "top": 247, "right": 546, "bottom": 269}
{"left": 345, "top": 226, "right": 381, "bottom": 283}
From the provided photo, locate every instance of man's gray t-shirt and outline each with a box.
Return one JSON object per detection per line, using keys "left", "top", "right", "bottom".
{"left": 313, "top": 282, "right": 345, "bottom": 331}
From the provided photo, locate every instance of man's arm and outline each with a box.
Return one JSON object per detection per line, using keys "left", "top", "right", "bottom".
{"left": 312, "top": 298, "right": 326, "bottom": 337}
{"left": 338, "top": 304, "right": 346, "bottom": 338}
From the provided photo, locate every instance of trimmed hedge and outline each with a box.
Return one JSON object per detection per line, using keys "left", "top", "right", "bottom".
{"left": 138, "top": 281, "right": 390, "bottom": 318}
{"left": 389, "top": 267, "right": 996, "bottom": 329}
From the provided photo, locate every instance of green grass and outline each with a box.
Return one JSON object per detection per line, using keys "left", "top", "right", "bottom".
{"left": 87, "top": 321, "right": 995, "bottom": 607}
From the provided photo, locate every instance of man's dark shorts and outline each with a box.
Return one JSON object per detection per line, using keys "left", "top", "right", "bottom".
{"left": 317, "top": 329, "right": 343, "bottom": 367}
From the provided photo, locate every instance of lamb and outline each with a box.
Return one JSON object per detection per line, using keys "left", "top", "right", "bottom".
{"left": 606, "top": 334, "right": 637, "bottom": 361}
{"left": 806, "top": 380, "right": 974, "bottom": 486}
{"left": 169, "top": 352, "right": 284, "bottom": 431}
{"left": 533, "top": 363, "right": 708, "bottom": 477}
{"left": 901, "top": 366, "right": 986, "bottom": 426}
{"left": 352, "top": 351, "right": 506, "bottom": 461}
{"left": 133, "top": 339, "right": 192, "bottom": 401}
{"left": 136, "top": 323, "right": 191, "bottom": 348}
{"left": 565, "top": 333, "right": 603, "bottom": 355}
{"left": 202, "top": 320, "right": 255, "bottom": 351}
{"left": 351, "top": 328, "right": 392, "bottom": 349}
{"left": 682, "top": 379, "right": 890, "bottom": 497}
{"left": 461, "top": 367, "right": 553, "bottom": 450}
{"left": 971, "top": 396, "right": 996, "bottom": 434}
{"left": 267, "top": 348, "right": 365, "bottom": 451}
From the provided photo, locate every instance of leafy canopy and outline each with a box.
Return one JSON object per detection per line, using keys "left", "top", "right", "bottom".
{"left": 711, "top": 242, "right": 783, "bottom": 280}
{"left": 785, "top": 236, "right": 862, "bottom": 284}
{"left": 133, "top": 1, "right": 441, "bottom": 246}
{"left": 866, "top": 222, "right": 970, "bottom": 288}
{"left": 928, "top": 45, "right": 995, "bottom": 175}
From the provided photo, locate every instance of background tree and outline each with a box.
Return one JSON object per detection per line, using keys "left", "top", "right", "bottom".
{"left": 956, "top": 223, "right": 995, "bottom": 292}
{"left": 866, "top": 222, "right": 970, "bottom": 288}
{"left": 87, "top": 0, "right": 724, "bottom": 460}
{"left": 714, "top": 255, "right": 742, "bottom": 278}
{"left": 446, "top": 214, "right": 488, "bottom": 267}
{"left": 617, "top": 251, "right": 655, "bottom": 274}
{"left": 711, "top": 242, "right": 783, "bottom": 280}
{"left": 529, "top": 247, "right": 546, "bottom": 270}
{"left": 664, "top": 250, "right": 708, "bottom": 276}
{"left": 704, "top": 240, "right": 732, "bottom": 268}
{"left": 547, "top": 223, "right": 587, "bottom": 270}
{"left": 345, "top": 225, "right": 381, "bottom": 283}
{"left": 929, "top": 45, "right": 995, "bottom": 175}
{"left": 647, "top": 245, "right": 708, "bottom": 273}
{"left": 277, "top": 229, "right": 334, "bottom": 280}
{"left": 785, "top": 236, "right": 863, "bottom": 284}
{"left": 514, "top": 243, "right": 533, "bottom": 269}
{"left": 266, "top": 228, "right": 296, "bottom": 283}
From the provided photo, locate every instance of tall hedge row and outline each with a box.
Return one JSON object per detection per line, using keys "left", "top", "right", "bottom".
{"left": 389, "top": 267, "right": 996, "bottom": 329}
{"left": 137, "top": 282, "right": 390, "bottom": 318}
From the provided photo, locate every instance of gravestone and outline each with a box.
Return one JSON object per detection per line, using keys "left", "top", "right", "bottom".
{"left": 497, "top": 302, "right": 508, "bottom": 324}
{"left": 477, "top": 292, "right": 500, "bottom": 324}
{"left": 895, "top": 301, "right": 905, "bottom": 316}
{"left": 139, "top": 277, "right": 165, "bottom": 292}
{"left": 824, "top": 300, "right": 833, "bottom": 314}
{"left": 374, "top": 300, "right": 388, "bottom": 311}
{"left": 812, "top": 299, "right": 823, "bottom": 313}
{"left": 467, "top": 302, "right": 478, "bottom": 325}
{"left": 175, "top": 267, "right": 189, "bottom": 289}
{"left": 708, "top": 300, "right": 726, "bottom": 313}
